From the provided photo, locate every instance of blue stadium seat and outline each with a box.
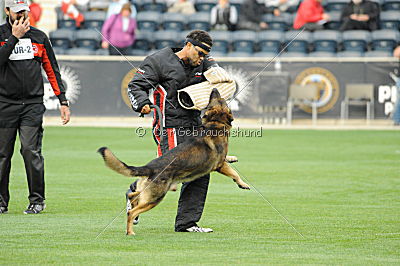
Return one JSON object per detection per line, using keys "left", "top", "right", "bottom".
{"left": 284, "top": 30, "right": 312, "bottom": 53}
{"left": 226, "top": 51, "right": 253, "bottom": 57}
{"left": 95, "top": 49, "right": 109, "bottom": 56}
{"left": 75, "top": 29, "right": 101, "bottom": 50}
{"left": 50, "top": 29, "right": 75, "bottom": 49}
{"left": 154, "top": 31, "right": 179, "bottom": 50}
{"left": 364, "top": 50, "right": 393, "bottom": 57}
{"left": 308, "top": 51, "right": 336, "bottom": 57}
{"left": 252, "top": 52, "right": 277, "bottom": 57}
{"left": 66, "top": 47, "right": 96, "bottom": 55}
{"left": 280, "top": 51, "right": 308, "bottom": 57}
{"left": 83, "top": 11, "right": 106, "bottom": 30}
{"left": 262, "top": 14, "right": 288, "bottom": 31}
{"left": 137, "top": 11, "right": 160, "bottom": 32}
{"left": 312, "top": 30, "right": 341, "bottom": 53}
{"left": 324, "top": 0, "right": 349, "bottom": 11}
{"left": 371, "top": 30, "right": 400, "bottom": 52}
{"left": 257, "top": 31, "right": 283, "bottom": 53}
{"left": 232, "top": 30, "right": 257, "bottom": 53}
{"left": 195, "top": 0, "right": 216, "bottom": 12}
{"left": 162, "top": 13, "right": 186, "bottom": 31}
{"left": 337, "top": 51, "right": 364, "bottom": 57}
{"left": 140, "top": 0, "right": 167, "bottom": 12}
{"left": 211, "top": 51, "right": 228, "bottom": 57}
{"left": 379, "top": 11, "right": 400, "bottom": 30}
{"left": 55, "top": 6, "right": 76, "bottom": 30}
{"left": 128, "top": 49, "right": 149, "bottom": 56}
{"left": 342, "top": 30, "right": 371, "bottom": 52}
{"left": 187, "top": 12, "right": 211, "bottom": 31}
{"left": 53, "top": 47, "right": 66, "bottom": 55}
{"left": 325, "top": 11, "right": 341, "bottom": 30}
{"left": 209, "top": 31, "right": 231, "bottom": 54}
{"left": 382, "top": 0, "right": 400, "bottom": 10}
{"left": 132, "top": 31, "right": 153, "bottom": 51}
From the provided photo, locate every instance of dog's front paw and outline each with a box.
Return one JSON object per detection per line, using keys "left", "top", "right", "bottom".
{"left": 226, "top": 156, "right": 238, "bottom": 163}
{"left": 126, "top": 231, "right": 136, "bottom": 236}
{"left": 238, "top": 183, "right": 250, "bottom": 190}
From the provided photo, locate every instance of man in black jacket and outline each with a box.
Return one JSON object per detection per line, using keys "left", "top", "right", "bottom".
{"left": 0, "top": 0, "right": 70, "bottom": 214}
{"left": 127, "top": 30, "right": 221, "bottom": 232}
{"left": 340, "top": 0, "right": 380, "bottom": 31}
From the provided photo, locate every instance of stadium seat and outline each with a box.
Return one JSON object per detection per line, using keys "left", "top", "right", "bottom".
{"left": 132, "top": 31, "right": 153, "bottom": 51}
{"left": 154, "top": 31, "right": 179, "bottom": 50}
{"left": 232, "top": 30, "right": 257, "bottom": 53}
{"left": 257, "top": 30, "right": 283, "bottom": 53}
{"left": 50, "top": 29, "right": 75, "bottom": 49}
{"left": 280, "top": 51, "right": 308, "bottom": 57}
{"left": 211, "top": 51, "right": 228, "bottom": 57}
{"left": 325, "top": 11, "right": 341, "bottom": 30}
{"left": 284, "top": 30, "right": 312, "bottom": 53}
{"left": 162, "top": 13, "right": 186, "bottom": 31}
{"left": 226, "top": 51, "right": 253, "bottom": 57}
{"left": 379, "top": 11, "right": 400, "bottom": 30}
{"left": 75, "top": 29, "right": 102, "bottom": 50}
{"left": 187, "top": 12, "right": 211, "bottom": 31}
{"left": 337, "top": 51, "right": 364, "bottom": 57}
{"left": 312, "top": 30, "right": 341, "bottom": 53}
{"left": 324, "top": 0, "right": 349, "bottom": 11}
{"left": 382, "top": 0, "right": 400, "bottom": 10}
{"left": 65, "top": 47, "right": 96, "bottom": 55}
{"left": 95, "top": 49, "right": 109, "bottom": 56}
{"left": 127, "top": 49, "right": 149, "bottom": 56}
{"left": 137, "top": 11, "right": 160, "bottom": 32}
{"left": 364, "top": 50, "right": 393, "bottom": 57}
{"left": 83, "top": 11, "right": 107, "bottom": 30}
{"left": 262, "top": 13, "right": 290, "bottom": 31}
{"left": 371, "top": 30, "right": 400, "bottom": 52}
{"left": 252, "top": 52, "right": 277, "bottom": 57}
{"left": 140, "top": 0, "right": 167, "bottom": 12}
{"left": 58, "top": 19, "right": 76, "bottom": 30}
{"left": 342, "top": 30, "right": 371, "bottom": 52}
{"left": 209, "top": 31, "right": 231, "bottom": 54}
{"left": 308, "top": 51, "right": 336, "bottom": 57}
{"left": 53, "top": 47, "right": 66, "bottom": 55}
{"left": 194, "top": 0, "right": 216, "bottom": 12}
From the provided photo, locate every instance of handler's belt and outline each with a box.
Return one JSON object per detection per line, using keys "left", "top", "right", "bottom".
{"left": 178, "top": 66, "right": 236, "bottom": 110}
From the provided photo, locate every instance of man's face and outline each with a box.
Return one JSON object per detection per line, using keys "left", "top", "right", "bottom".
{"left": 187, "top": 42, "right": 210, "bottom": 67}
{"left": 5, "top": 9, "right": 29, "bottom": 25}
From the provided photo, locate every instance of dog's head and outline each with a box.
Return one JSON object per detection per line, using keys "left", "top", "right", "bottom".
{"left": 202, "top": 88, "right": 234, "bottom": 128}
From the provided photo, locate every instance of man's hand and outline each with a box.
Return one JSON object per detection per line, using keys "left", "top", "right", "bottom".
{"left": 101, "top": 41, "right": 109, "bottom": 49}
{"left": 322, "top": 13, "right": 330, "bottom": 21}
{"left": 12, "top": 17, "right": 30, "bottom": 39}
{"left": 141, "top": 104, "right": 151, "bottom": 114}
{"left": 358, "top": 14, "right": 370, "bottom": 21}
{"left": 60, "top": 106, "right": 70, "bottom": 125}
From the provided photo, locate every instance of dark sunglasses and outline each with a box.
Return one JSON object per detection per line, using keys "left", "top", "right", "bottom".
{"left": 193, "top": 46, "right": 207, "bottom": 57}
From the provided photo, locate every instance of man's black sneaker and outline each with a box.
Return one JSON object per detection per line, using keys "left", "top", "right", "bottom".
{"left": 0, "top": 206, "right": 8, "bottom": 214}
{"left": 24, "top": 203, "right": 46, "bottom": 214}
{"left": 126, "top": 189, "right": 139, "bottom": 225}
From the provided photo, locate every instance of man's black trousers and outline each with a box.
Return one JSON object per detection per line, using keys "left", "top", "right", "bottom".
{"left": 0, "top": 102, "right": 46, "bottom": 208}
{"left": 129, "top": 127, "right": 210, "bottom": 232}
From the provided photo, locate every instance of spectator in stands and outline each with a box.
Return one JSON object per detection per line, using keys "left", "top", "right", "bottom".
{"left": 266, "top": 0, "right": 299, "bottom": 17}
{"left": 28, "top": 0, "right": 42, "bottom": 27}
{"left": 239, "top": 0, "right": 269, "bottom": 31}
{"left": 168, "top": 0, "right": 196, "bottom": 15}
{"left": 61, "top": 0, "right": 89, "bottom": 27}
{"left": 101, "top": 3, "right": 137, "bottom": 55}
{"left": 210, "top": 0, "right": 238, "bottom": 31}
{"left": 293, "top": 0, "right": 330, "bottom": 30}
{"left": 339, "top": 0, "right": 379, "bottom": 31}
{"left": 107, "top": 0, "right": 137, "bottom": 19}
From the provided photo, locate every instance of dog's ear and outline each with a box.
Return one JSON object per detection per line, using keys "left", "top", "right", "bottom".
{"left": 210, "top": 88, "right": 221, "bottom": 101}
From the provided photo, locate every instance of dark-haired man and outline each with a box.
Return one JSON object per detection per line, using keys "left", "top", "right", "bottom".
{"left": 126, "top": 30, "right": 221, "bottom": 232}
{"left": 0, "top": 0, "right": 70, "bottom": 214}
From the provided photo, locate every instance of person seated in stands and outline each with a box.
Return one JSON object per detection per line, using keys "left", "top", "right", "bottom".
{"left": 293, "top": 0, "right": 330, "bottom": 30}
{"left": 168, "top": 0, "right": 196, "bottom": 15}
{"left": 101, "top": 3, "right": 137, "bottom": 55}
{"left": 339, "top": 0, "right": 379, "bottom": 31}
{"left": 210, "top": 0, "right": 238, "bottom": 31}
{"left": 238, "top": 0, "right": 269, "bottom": 31}
{"left": 61, "top": 0, "right": 89, "bottom": 28}
{"left": 266, "top": 0, "right": 299, "bottom": 17}
{"left": 29, "top": 0, "right": 42, "bottom": 27}
{"left": 107, "top": 0, "right": 137, "bottom": 19}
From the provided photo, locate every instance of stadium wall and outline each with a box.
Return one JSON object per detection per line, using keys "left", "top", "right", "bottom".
{"left": 44, "top": 56, "right": 399, "bottom": 119}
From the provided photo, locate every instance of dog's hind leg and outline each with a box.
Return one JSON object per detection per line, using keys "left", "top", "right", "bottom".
{"left": 127, "top": 202, "right": 158, "bottom": 235}
{"left": 217, "top": 162, "right": 250, "bottom": 190}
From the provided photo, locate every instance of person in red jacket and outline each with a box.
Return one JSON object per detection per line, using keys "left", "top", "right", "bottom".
{"left": 28, "top": 0, "right": 42, "bottom": 27}
{"left": 293, "top": 0, "right": 330, "bottom": 30}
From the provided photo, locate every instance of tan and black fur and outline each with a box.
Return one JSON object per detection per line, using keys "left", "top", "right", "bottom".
{"left": 98, "top": 89, "right": 250, "bottom": 235}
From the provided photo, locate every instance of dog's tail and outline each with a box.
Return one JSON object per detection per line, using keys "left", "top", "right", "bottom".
{"left": 97, "top": 147, "right": 151, "bottom": 178}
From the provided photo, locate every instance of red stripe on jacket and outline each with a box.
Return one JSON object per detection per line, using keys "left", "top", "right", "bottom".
{"left": 41, "top": 45, "right": 61, "bottom": 96}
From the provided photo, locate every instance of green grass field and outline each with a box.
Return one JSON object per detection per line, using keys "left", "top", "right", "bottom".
{"left": 1, "top": 127, "right": 399, "bottom": 265}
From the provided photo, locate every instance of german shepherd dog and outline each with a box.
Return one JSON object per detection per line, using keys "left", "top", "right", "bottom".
{"left": 98, "top": 89, "right": 250, "bottom": 235}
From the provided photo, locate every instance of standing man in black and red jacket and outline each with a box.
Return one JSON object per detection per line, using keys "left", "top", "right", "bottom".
{"left": 0, "top": 0, "right": 70, "bottom": 214}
